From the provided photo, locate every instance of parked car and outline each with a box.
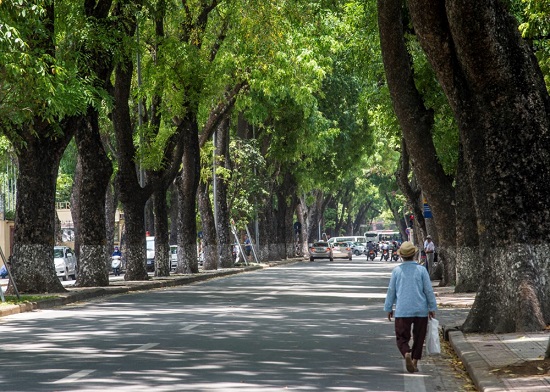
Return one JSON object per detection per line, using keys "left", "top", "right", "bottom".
{"left": 350, "top": 242, "right": 366, "bottom": 256}
{"left": 332, "top": 241, "right": 353, "bottom": 260}
{"left": 54, "top": 246, "right": 77, "bottom": 281}
{"left": 308, "top": 241, "right": 333, "bottom": 262}
{"left": 170, "top": 245, "right": 178, "bottom": 271}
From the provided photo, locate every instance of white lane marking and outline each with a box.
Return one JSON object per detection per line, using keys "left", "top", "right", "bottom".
{"left": 181, "top": 322, "right": 205, "bottom": 331}
{"left": 50, "top": 370, "right": 95, "bottom": 384}
{"left": 129, "top": 343, "right": 159, "bottom": 352}
{"left": 403, "top": 364, "right": 427, "bottom": 392}
{"left": 214, "top": 313, "right": 228, "bottom": 318}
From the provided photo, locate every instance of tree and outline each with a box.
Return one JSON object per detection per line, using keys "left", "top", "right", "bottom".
{"left": 378, "top": 0, "right": 457, "bottom": 286}
{"left": 0, "top": 2, "right": 94, "bottom": 293}
{"left": 404, "top": 0, "right": 550, "bottom": 333}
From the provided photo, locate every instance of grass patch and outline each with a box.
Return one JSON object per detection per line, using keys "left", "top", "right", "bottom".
{"left": 1, "top": 295, "right": 58, "bottom": 305}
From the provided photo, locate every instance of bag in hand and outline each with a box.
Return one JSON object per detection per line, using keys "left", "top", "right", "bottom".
{"left": 426, "top": 318, "right": 441, "bottom": 355}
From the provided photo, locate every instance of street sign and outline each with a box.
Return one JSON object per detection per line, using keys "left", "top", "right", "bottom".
{"left": 423, "top": 203, "right": 433, "bottom": 219}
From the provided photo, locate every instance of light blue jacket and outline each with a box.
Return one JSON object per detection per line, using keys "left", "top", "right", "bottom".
{"left": 384, "top": 261, "right": 437, "bottom": 317}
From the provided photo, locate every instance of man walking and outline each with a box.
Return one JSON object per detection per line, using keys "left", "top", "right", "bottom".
{"left": 423, "top": 235, "right": 435, "bottom": 274}
{"left": 384, "top": 241, "right": 437, "bottom": 373}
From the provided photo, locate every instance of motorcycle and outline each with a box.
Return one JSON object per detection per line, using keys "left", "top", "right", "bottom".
{"left": 367, "top": 249, "right": 376, "bottom": 261}
{"left": 391, "top": 249, "right": 399, "bottom": 262}
{"left": 381, "top": 248, "right": 389, "bottom": 261}
{"left": 111, "top": 255, "right": 122, "bottom": 276}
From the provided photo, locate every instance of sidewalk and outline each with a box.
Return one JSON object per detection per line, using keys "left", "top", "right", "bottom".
{"left": 2, "top": 263, "right": 550, "bottom": 391}
{"left": 433, "top": 283, "right": 550, "bottom": 391}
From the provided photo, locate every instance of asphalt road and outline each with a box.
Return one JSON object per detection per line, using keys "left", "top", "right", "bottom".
{"left": 0, "top": 256, "right": 470, "bottom": 391}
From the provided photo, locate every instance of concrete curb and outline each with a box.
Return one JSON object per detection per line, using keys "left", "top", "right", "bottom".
{"left": 0, "top": 261, "right": 294, "bottom": 318}
{"left": 449, "top": 330, "right": 506, "bottom": 392}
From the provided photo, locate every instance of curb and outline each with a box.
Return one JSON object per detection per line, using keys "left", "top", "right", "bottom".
{"left": 448, "top": 330, "right": 506, "bottom": 392}
{"left": 0, "top": 261, "right": 293, "bottom": 318}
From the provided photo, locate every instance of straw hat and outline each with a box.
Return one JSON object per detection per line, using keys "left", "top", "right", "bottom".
{"left": 397, "top": 241, "right": 417, "bottom": 258}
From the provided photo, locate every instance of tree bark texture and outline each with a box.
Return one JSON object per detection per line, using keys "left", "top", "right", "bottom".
{"left": 74, "top": 108, "right": 113, "bottom": 287}
{"left": 113, "top": 58, "right": 149, "bottom": 281}
{"left": 296, "top": 200, "right": 308, "bottom": 258}
{"left": 396, "top": 138, "right": 426, "bottom": 239}
{"left": 306, "top": 190, "right": 324, "bottom": 243}
{"left": 11, "top": 126, "right": 70, "bottom": 293}
{"left": 153, "top": 179, "right": 170, "bottom": 277}
{"left": 176, "top": 119, "right": 200, "bottom": 274}
{"left": 406, "top": 0, "right": 550, "bottom": 333}
{"left": 197, "top": 180, "right": 218, "bottom": 270}
{"left": 169, "top": 184, "right": 178, "bottom": 245}
{"left": 214, "top": 118, "right": 233, "bottom": 268}
{"left": 105, "top": 180, "right": 117, "bottom": 268}
{"left": 71, "top": 156, "right": 82, "bottom": 262}
{"left": 454, "top": 145, "right": 479, "bottom": 292}
{"left": 274, "top": 170, "right": 297, "bottom": 260}
{"left": 378, "top": 0, "right": 457, "bottom": 286}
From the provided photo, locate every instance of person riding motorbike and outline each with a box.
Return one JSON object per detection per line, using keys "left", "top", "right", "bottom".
{"left": 380, "top": 241, "right": 390, "bottom": 261}
{"left": 112, "top": 246, "right": 122, "bottom": 276}
{"left": 366, "top": 241, "right": 377, "bottom": 260}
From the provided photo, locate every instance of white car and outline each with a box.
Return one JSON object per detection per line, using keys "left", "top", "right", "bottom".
{"left": 54, "top": 246, "right": 77, "bottom": 281}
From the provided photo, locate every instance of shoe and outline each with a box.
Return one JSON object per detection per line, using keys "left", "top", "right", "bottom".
{"left": 405, "top": 352, "right": 414, "bottom": 373}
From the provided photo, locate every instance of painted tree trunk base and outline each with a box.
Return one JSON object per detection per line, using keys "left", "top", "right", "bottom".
{"left": 462, "top": 245, "right": 548, "bottom": 333}
{"left": 124, "top": 246, "right": 149, "bottom": 281}
{"left": 76, "top": 245, "right": 109, "bottom": 287}
{"left": 154, "top": 243, "right": 171, "bottom": 277}
{"left": 12, "top": 244, "right": 66, "bottom": 294}
{"left": 218, "top": 241, "right": 233, "bottom": 269}
{"left": 202, "top": 244, "right": 218, "bottom": 270}
{"left": 177, "top": 243, "right": 198, "bottom": 274}
{"left": 455, "top": 246, "right": 479, "bottom": 293}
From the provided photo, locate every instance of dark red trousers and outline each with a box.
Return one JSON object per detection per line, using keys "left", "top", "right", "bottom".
{"left": 394, "top": 317, "right": 429, "bottom": 360}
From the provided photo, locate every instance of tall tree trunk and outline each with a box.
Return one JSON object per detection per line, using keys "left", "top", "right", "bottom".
{"left": 197, "top": 179, "right": 218, "bottom": 270}
{"left": 153, "top": 179, "right": 170, "bottom": 277}
{"left": 278, "top": 171, "right": 298, "bottom": 259}
{"left": 144, "top": 198, "right": 154, "bottom": 236}
{"left": 71, "top": 155, "right": 82, "bottom": 263}
{"left": 396, "top": 138, "right": 427, "bottom": 240}
{"left": 169, "top": 184, "right": 178, "bottom": 245}
{"left": 214, "top": 117, "right": 233, "bottom": 268}
{"left": 113, "top": 56, "right": 149, "bottom": 281}
{"left": 105, "top": 179, "right": 117, "bottom": 269}
{"left": 455, "top": 145, "right": 479, "bottom": 292}
{"left": 176, "top": 119, "right": 200, "bottom": 274}
{"left": 378, "top": 0, "right": 456, "bottom": 286}
{"left": 406, "top": 0, "right": 550, "bottom": 333}
{"left": 306, "top": 190, "right": 324, "bottom": 243}
{"left": 11, "top": 126, "right": 71, "bottom": 293}
{"left": 296, "top": 200, "right": 308, "bottom": 258}
{"left": 74, "top": 108, "right": 113, "bottom": 287}
{"left": 265, "top": 190, "right": 281, "bottom": 260}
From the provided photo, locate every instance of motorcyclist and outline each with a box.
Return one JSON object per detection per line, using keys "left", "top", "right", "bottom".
{"left": 381, "top": 241, "right": 390, "bottom": 260}
{"left": 367, "top": 241, "right": 377, "bottom": 256}
{"left": 112, "top": 246, "right": 122, "bottom": 257}
{"left": 111, "top": 246, "right": 122, "bottom": 276}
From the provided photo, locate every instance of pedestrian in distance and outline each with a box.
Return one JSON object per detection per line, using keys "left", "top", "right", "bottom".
{"left": 423, "top": 235, "right": 435, "bottom": 274}
{"left": 384, "top": 241, "right": 437, "bottom": 373}
{"left": 244, "top": 234, "right": 252, "bottom": 262}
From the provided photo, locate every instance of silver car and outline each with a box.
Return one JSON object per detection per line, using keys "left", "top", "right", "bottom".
{"left": 308, "top": 241, "right": 333, "bottom": 262}
{"left": 54, "top": 246, "right": 77, "bottom": 281}
{"left": 332, "top": 242, "right": 353, "bottom": 260}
